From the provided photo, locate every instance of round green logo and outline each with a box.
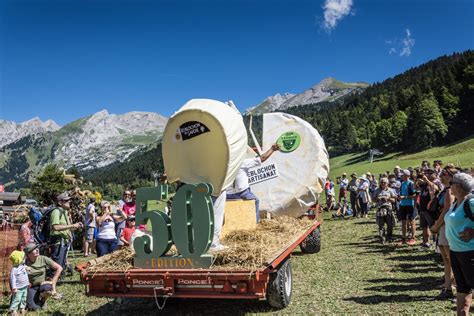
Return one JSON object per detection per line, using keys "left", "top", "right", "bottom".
{"left": 277, "top": 131, "right": 301, "bottom": 153}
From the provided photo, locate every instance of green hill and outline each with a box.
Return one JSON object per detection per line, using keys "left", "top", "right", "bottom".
{"left": 285, "top": 50, "right": 474, "bottom": 155}
{"left": 328, "top": 136, "right": 474, "bottom": 180}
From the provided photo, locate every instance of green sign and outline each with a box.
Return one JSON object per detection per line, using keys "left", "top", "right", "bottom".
{"left": 133, "top": 183, "right": 215, "bottom": 269}
{"left": 277, "top": 131, "right": 301, "bottom": 152}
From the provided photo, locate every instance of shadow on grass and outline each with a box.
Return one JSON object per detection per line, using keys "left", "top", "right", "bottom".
{"left": 343, "top": 293, "right": 436, "bottom": 305}
{"left": 364, "top": 276, "right": 439, "bottom": 292}
{"left": 352, "top": 221, "right": 374, "bottom": 225}
{"left": 344, "top": 153, "right": 368, "bottom": 166}
{"left": 367, "top": 276, "right": 437, "bottom": 284}
{"left": 86, "top": 297, "right": 275, "bottom": 315}
{"left": 388, "top": 253, "right": 437, "bottom": 262}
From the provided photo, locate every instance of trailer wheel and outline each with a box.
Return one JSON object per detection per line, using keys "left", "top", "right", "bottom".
{"left": 266, "top": 259, "right": 292, "bottom": 309}
{"left": 300, "top": 227, "right": 321, "bottom": 254}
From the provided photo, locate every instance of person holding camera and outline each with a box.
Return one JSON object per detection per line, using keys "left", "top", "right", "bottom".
{"left": 50, "top": 192, "right": 83, "bottom": 272}
{"left": 96, "top": 201, "right": 126, "bottom": 257}
{"left": 417, "top": 169, "right": 443, "bottom": 248}
{"left": 374, "top": 178, "right": 397, "bottom": 243}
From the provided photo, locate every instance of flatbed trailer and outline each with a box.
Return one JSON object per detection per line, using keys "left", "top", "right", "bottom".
{"left": 78, "top": 216, "right": 321, "bottom": 309}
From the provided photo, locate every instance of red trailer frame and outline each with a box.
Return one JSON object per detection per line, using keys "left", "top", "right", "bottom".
{"left": 78, "top": 217, "right": 321, "bottom": 309}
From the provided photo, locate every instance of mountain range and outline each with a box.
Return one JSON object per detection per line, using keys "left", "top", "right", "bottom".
{"left": 0, "top": 110, "right": 167, "bottom": 188}
{"left": 245, "top": 78, "right": 368, "bottom": 115}
{"left": 0, "top": 117, "right": 61, "bottom": 148}
{"left": 1, "top": 76, "right": 364, "bottom": 188}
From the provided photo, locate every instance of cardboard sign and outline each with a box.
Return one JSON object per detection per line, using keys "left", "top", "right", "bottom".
{"left": 247, "top": 163, "right": 279, "bottom": 185}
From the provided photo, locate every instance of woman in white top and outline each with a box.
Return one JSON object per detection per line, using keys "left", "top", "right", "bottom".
{"left": 96, "top": 201, "right": 125, "bottom": 257}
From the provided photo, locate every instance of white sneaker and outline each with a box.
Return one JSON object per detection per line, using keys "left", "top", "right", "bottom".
{"left": 208, "top": 243, "right": 229, "bottom": 254}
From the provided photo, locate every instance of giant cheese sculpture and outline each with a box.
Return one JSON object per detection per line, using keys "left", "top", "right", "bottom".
{"left": 249, "top": 112, "right": 329, "bottom": 217}
{"left": 162, "top": 99, "right": 248, "bottom": 196}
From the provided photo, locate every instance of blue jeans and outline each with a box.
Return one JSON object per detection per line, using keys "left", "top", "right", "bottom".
{"left": 227, "top": 188, "right": 260, "bottom": 222}
{"left": 50, "top": 239, "right": 69, "bottom": 272}
{"left": 26, "top": 283, "right": 52, "bottom": 311}
{"left": 96, "top": 238, "right": 118, "bottom": 257}
{"left": 358, "top": 197, "right": 368, "bottom": 215}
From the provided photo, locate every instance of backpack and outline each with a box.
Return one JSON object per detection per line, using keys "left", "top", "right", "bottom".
{"left": 30, "top": 206, "right": 56, "bottom": 244}
{"left": 428, "top": 189, "right": 445, "bottom": 220}
{"left": 462, "top": 194, "right": 474, "bottom": 221}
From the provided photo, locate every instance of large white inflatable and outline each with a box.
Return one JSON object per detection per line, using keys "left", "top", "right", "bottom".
{"left": 249, "top": 112, "right": 329, "bottom": 217}
{"left": 162, "top": 99, "right": 248, "bottom": 196}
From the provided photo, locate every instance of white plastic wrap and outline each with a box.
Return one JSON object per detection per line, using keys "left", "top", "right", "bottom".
{"left": 249, "top": 112, "right": 329, "bottom": 217}
{"left": 162, "top": 99, "right": 248, "bottom": 196}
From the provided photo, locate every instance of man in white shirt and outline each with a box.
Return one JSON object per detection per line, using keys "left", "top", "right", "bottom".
{"left": 226, "top": 144, "right": 280, "bottom": 222}
{"left": 338, "top": 173, "right": 349, "bottom": 203}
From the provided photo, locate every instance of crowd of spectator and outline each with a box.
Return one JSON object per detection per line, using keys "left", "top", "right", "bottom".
{"left": 7, "top": 188, "right": 139, "bottom": 313}
{"left": 5, "top": 160, "right": 473, "bottom": 314}
{"left": 327, "top": 160, "right": 474, "bottom": 314}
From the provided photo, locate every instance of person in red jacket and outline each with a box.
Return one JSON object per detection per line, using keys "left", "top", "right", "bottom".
{"left": 120, "top": 216, "right": 136, "bottom": 247}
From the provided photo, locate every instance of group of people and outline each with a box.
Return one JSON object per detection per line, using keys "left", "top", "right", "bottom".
{"left": 8, "top": 189, "right": 139, "bottom": 314}
{"left": 82, "top": 190, "right": 138, "bottom": 257}
{"left": 331, "top": 160, "right": 474, "bottom": 315}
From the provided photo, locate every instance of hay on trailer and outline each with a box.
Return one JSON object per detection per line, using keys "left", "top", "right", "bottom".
{"left": 84, "top": 216, "right": 313, "bottom": 273}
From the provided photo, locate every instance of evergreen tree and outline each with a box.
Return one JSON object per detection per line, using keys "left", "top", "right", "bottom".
{"left": 31, "top": 164, "right": 67, "bottom": 205}
{"left": 409, "top": 93, "right": 448, "bottom": 149}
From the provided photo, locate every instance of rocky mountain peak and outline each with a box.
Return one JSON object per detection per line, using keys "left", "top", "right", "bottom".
{"left": 246, "top": 77, "right": 368, "bottom": 114}
{"left": 0, "top": 117, "right": 61, "bottom": 148}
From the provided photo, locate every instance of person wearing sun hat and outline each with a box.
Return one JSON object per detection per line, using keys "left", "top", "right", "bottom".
{"left": 49, "top": 192, "right": 83, "bottom": 273}
{"left": 24, "top": 243, "right": 62, "bottom": 310}
{"left": 357, "top": 174, "right": 371, "bottom": 218}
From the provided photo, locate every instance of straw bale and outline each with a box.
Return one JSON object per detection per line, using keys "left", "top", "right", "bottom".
{"left": 85, "top": 216, "right": 313, "bottom": 273}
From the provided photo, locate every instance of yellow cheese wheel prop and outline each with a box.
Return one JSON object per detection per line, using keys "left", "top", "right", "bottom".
{"left": 162, "top": 99, "right": 248, "bottom": 196}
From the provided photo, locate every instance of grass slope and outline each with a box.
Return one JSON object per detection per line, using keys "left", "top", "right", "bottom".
{"left": 1, "top": 213, "right": 456, "bottom": 314}
{"left": 329, "top": 136, "right": 474, "bottom": 179}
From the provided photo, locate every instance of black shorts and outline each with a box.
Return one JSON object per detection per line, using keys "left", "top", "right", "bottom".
{"left": 399, "top": 205, "right": 416, "bottom": 221}
{"left": 419, "top": 211, "right": 435, "bottom": 228}
{"left": 450, "top": 250, "right": 474, "bottom": 294}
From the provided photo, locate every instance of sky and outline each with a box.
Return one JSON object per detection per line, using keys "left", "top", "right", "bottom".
{"left": 0, "top": 0, "right": 473, "bottom": 126}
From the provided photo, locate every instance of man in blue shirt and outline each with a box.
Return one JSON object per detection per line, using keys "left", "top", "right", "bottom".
{"left": 399, "top": 170, "right": 417, "bottom": 245}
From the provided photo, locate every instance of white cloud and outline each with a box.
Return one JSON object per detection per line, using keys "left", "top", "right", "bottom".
{"left": 385, "top": 28, "right": 415, "bottom": 57}
{"left": 400, "top": 28, "right": 415, "bottom": 57}
{"left": 322, "top": 0, "right": 353, "bottom": 32}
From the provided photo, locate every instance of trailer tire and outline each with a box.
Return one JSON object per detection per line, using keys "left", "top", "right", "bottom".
{"left": 300, "top": 227, "right": 321, "bottom": 254}
{"left": 266, "top": 259, "right": 292, "bottom": 309}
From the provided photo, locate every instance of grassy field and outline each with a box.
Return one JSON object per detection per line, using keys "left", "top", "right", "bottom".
{"left": 0, "top": 212, "right": 458, "bottom": 315}
{"left": 1, "top": 139, "right": 472, "bottom": 314}
{"left": 329, "top": 136, "right": 474, "bottom": 181}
